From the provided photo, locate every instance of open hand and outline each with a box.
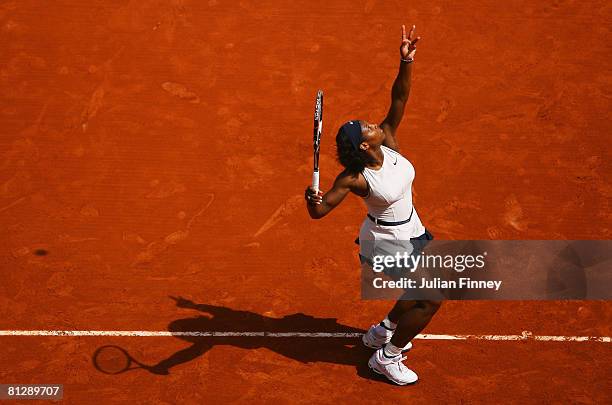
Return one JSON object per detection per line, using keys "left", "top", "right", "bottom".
{"left": 400, "top": 24, "right": 420, "bottom": 61}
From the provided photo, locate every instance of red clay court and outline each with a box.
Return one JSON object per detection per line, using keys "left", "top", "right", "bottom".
{"left": 1, "top": 0, "right": 610, "bottom": 403}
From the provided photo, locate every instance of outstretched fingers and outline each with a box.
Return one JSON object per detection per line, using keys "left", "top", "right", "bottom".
{"left": 402, "top": 24, "right": 419, "bottom": 47}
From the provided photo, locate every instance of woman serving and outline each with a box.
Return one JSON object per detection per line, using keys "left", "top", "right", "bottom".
{"left": 305, "top": 25, "right": 440, "bottom": 386}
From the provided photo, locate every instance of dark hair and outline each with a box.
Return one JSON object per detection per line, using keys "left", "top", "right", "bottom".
{"left": 335, "top": 127, "right": 374, "bottom": 174}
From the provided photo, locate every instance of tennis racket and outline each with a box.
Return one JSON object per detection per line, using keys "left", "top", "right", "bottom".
{"left": 312, "top": 90, "right": 323, "bottom": 193}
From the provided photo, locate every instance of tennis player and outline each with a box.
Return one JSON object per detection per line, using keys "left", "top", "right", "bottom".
{"left": 304, "top": 25, "right": 440, "bottom": 385}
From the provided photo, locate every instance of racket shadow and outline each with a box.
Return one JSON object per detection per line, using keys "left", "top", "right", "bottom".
{"left": 92, "top": 345, "right": 151, "bottom": 375}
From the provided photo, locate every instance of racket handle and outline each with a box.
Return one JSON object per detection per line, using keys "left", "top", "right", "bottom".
{"left": 312, "top": 170, "right": 320, "bottom": 193}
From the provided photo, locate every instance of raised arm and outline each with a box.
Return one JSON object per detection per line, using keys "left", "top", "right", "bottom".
{"left": 381, "top": 24, "right": 420, "bottom": 150}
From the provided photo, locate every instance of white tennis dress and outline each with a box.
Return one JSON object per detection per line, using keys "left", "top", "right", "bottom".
{"left": 358, "top": 145, "right": 426, "bottom": 260}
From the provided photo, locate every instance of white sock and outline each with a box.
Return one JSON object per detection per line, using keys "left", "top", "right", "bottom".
{"left": 381, "top": 317, "right": 397, "bottom": 331}
{"left": 383, "top": 342, "right": 403, "bottom": 358}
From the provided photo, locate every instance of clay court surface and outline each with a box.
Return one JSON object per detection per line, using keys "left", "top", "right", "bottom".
{"left": 1, "top": 0, "right": 611, "bottom": 403}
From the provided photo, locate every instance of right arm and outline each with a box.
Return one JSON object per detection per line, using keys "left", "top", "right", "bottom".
{"left": 305, "top": 172, "right": 355, "bottom": 219}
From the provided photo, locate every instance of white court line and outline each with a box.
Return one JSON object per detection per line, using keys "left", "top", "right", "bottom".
{"left": 0, "top": 330, "right": 609, "bottom": 342}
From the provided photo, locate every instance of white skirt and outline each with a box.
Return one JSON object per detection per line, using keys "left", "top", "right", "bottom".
{"left": 358, "top": 208, "right": 426, "bottom": 261}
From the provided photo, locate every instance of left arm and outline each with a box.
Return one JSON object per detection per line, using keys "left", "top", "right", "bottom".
{"left": 381, "top": 24, "right": 420, "bottom": 150}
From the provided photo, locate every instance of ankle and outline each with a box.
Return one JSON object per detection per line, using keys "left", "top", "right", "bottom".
{"left": 383, "top": 342, "right": 403, "bottom": 358}
{"left": 380, "top": 317, "right": 397, "bottom": 331}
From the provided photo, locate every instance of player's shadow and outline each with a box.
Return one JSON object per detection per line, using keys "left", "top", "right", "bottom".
{"left": 141, "top": 297, "right": 380, "bottom": 381}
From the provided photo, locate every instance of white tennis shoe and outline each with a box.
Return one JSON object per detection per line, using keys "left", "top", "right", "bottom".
{"left": 368, "top": 348, "right": 418, "bottom": 385}
{"left": 362, "top": 324, "right": 413, "bottom": 351}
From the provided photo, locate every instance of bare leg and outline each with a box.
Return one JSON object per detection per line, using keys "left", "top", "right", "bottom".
{"left": 387, "top": 299, "right": 441, "bottom": 348}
